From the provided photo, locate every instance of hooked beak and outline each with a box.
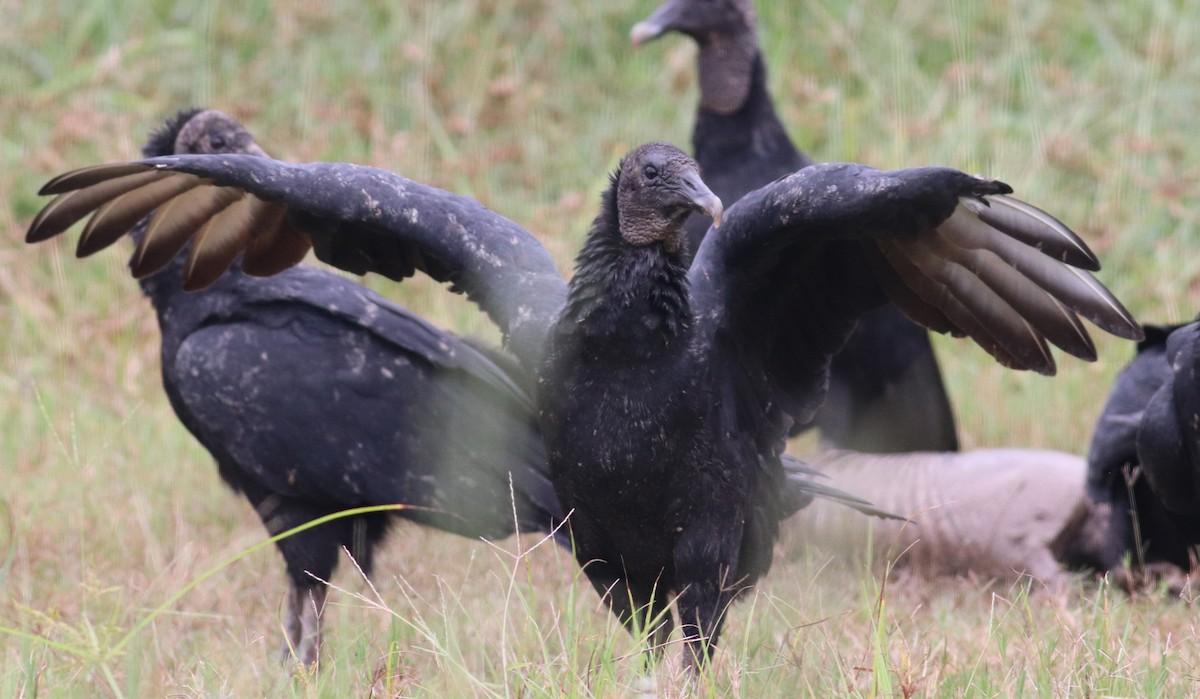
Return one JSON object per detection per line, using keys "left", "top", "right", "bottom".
{"left": 680, "top": 169, "right": 723, "bottom": 228}
{"left": 630, "top": 0, "right": 683, "bottom": 48}
{"left": 630, "top": 20, "right": 665, "bottom": 48}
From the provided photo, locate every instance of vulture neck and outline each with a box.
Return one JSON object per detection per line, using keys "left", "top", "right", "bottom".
{"left": 563, "top": 189, "right": 692, "bottom": 358}
{"left": 692, "top": 51, "right": 811, "bottom": 175}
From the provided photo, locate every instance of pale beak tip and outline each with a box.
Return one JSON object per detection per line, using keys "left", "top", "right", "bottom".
{"left": 705, "top": 196, "right": 724, "bottom": 229}
{"left": 630, "top": 22, "right": 662, "bottom": 48}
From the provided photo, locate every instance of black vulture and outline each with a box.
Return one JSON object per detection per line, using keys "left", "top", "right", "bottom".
{"left": 27, "top": 140, "right": 1142, "bottom": 667}
{"left": 1088, "top": 321, "right": 1200, "bottom": 578}
{"left": 632, "top": 0, "right": 960, "bottom": 452}
{"left": 95, "top": 109, "right": 566, "bottom": 666}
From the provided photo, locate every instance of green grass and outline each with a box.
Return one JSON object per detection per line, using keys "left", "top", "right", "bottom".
{"left": 3, "top": 0, "right": 1200, "bottom": 695}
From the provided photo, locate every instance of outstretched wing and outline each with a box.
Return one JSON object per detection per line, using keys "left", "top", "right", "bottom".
{"left": 689, "top": 161, "right": 1143, "bottom": 444}
{"left": 26, "top": 155, "right": 567, "bottom": 369}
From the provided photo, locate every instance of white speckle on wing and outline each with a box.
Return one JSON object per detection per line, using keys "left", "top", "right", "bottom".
{"left": 362, "top": 189, "right": 382, "bottom": 217}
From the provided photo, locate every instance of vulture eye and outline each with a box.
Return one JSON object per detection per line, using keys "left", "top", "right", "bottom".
{"left": 643, "top": 164, "right": 658, "bottom": 180}
{"left": 208, "top": 134, "right": 227, "bottom": 150}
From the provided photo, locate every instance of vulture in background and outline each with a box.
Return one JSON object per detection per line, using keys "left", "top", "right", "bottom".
{"left": 1088, "top": 320, "right": 1200, "bottom": 579}
{"left": 75, "top": 109, "right": 565, "bottom": 666}
{"left": 632, "top": 0, "right": 960, "bottom": 452}
{"left": 28, "top": 136, "right": 1141, "bottom": 667}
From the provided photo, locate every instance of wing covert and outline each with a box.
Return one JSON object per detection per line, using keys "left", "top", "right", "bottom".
{"left": 689, "top": 161, "right": 1143, "bottom": 436}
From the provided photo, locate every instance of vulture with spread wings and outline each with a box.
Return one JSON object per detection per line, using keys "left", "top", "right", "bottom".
{"left": 110, "top": 108, "right": 566, "bottom": 667}
{"left": 28, "top": 141, "right": 1141, "bottom": 667}
{"left": 633, "top": 0, "right": 961, "bottom": 452}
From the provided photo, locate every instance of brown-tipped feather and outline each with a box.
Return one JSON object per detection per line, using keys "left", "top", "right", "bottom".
{"left": 888, "top": 237, "right": 1057, "bottom": 374}
{"left": 940, "top": 206, "right": 1143, "bottom": 341}
{"left": 862, "top": 245, "right": 963, "bottom": 337}
{"left": 38, "top": 162, "right": 157, "bottom": 196}
{"left": 27, "top": 170, "right": 169, "bottom": 243}
{"left": 969, "top": 195, "right": 1100, "bottom": 271}
{"left": 77, "top": 175, "right": 205, "bottom": 257}
{"left": 241, "top": 212, "right": 313, "bottom": 277}
{"left": 181, "top": 194, "right": 262, "bottom": 290}
{"left": 131, "top": 185, "right": 242, "bottom": 278}
{"left": 1063, "top": 267, "right": 1145, "bottom": 341}
{"left": 923, "top": 227, "right": 1097, "bottom": 361}
{"left": 877, "top": 239, "right": 1036, "bottom": 373}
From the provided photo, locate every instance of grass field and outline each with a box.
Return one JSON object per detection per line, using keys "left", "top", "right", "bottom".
{"left": 3, "top": 0, "right": 1200, "bottom": 695}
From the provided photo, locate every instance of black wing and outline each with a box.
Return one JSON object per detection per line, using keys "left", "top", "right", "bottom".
{"left": 169, "top": 264, "right": 561, "bottom": 537}
{"left": 236, "top": 264, "right": 535, "bottom": 408}
{"left": 689, "top": 162, "right": 1143, "bottom": 446}
{"left": 816, "top": 304, "right": 959, "bottom": 451}
{"left": 26, "top": 156, "right": 566, "bottom": 371}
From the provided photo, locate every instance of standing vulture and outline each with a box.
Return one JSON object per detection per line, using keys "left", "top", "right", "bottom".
{"left": 1088, "top": 320, "right": 1200, "bottom": 578}
{"left": 632, "top": 0, "right": 961, "bottom": 452}
{"left": 79, "top": 109, "right": 565, "bottom": 666}
{"left": 27, "top": 140, "right": 1141, "bottom": 667}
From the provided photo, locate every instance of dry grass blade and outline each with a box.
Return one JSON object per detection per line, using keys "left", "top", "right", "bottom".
{"left": 26, "top": 169, "right": 169, "bottom": 242}
{"left": 131, "top": 185, "right": 242, "bottom": 278}
{"left": 77, "top": 175, "right": 205, "bottom": 257}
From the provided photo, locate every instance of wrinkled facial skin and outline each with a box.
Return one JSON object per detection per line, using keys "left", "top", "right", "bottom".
{"left": 617, "top": 143, "right": 723, "bottom": 250}
{"left": 175, "top": 110, "right": 268, "bottom": 156}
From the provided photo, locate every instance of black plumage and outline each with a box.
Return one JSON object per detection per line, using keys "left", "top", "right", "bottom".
{"left": 1088, "top": 321, "right": 1200, "bottom": 575}
{"left": 117, "top": 109, "right": 563, "bottom": 665}
{"left": 633, "top": 0, "right": 960, "bottom": 452}
{"left": 28, "top": 140, "right": 1141, "bottom": 667}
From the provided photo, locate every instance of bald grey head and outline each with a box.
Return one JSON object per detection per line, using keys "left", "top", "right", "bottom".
{"left": 128, "top": 108, "right": 272, "bottom": 277}
{"left": 616, "top": 142, "right": 722, "bottom": 253}
{"left": 630, "top": 0, "right": 759, "bottom": 115}
{"left": 174, "top": 109, "right": 269, "bottom": 157}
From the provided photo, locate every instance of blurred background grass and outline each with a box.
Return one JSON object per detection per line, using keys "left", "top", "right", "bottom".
{"left": 2, "top": 0, "right": 1199, "bottom": 695}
